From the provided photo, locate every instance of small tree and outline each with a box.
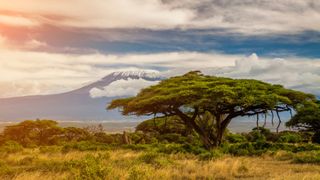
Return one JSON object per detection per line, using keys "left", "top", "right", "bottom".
{"left": 3, "top": 119, "right": 63, "bottom": 146}
{"left": 286, "top": 101, "right": 320, "bottom": 143}
{"left": 108, "top": 71, "right": 315, "bottom": 149}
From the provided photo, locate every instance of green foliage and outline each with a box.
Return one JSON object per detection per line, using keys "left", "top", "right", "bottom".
{"left": 286, "top": 101, "right": 320, "bottom": 133}
{"left": 93, "top": 132, "right": 116, "bottom": 144}
{"left": 62, "top": 141, "right": 110, "bottom": 152}
{"left": 277, "top": 132, "right": 302, "bottom": 143}
{"left": 39, "top": 145, "right": 62, "bottom": 154}
{"left": 293, "top": 151, "right": 320, "bottom": 164}
{"left": 198, "top": 149, "right": 223, "bottom": 161}
{"left": 3, "top": 119, "right": 63, "bottom": 146}
{"left": 136, "top": 116, "right": 186, "bottom": 135}
{"left": 245, "top": 130, "right": 267, "bottom": 143}
{"left": 0, "top": 141, "right": 23, "bottom": 153}
{"left": 157, "top": 133, "right": 188, "bottom": 144}
{"left": 154, "top": 144, "right": 187, "bottom": 154}
{"left": 63, "top": 127, "right": 91, "bottom": 142}
{"left": 138, "top": 152, "right": 172, "bottom": 167}
{"left": 273, "top": 151, "right": 294, "bottom": 161}
{"left": 128, "top": 167, "right": 150, "bottom": 180}
{"left": 74, "top": 154, "right": 111, "bottom": 180}
{"left": 226, "top": 133, "right": 247, "bottom": 143}
{"left": 28, "top": 153, "right": 111, "bottom": 179}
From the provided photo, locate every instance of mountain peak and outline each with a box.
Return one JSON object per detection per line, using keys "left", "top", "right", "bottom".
{"left": 107, "top": 70, "right": 161, "bottom": 80}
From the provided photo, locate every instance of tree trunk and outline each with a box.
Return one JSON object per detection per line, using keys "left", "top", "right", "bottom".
{"left": 174, "top": 109, "right": 216, "bottom": 149}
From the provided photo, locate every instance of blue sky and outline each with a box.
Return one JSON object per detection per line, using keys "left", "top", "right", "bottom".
{"left": 0, "top": 0, "right": 319, "bottom": 98}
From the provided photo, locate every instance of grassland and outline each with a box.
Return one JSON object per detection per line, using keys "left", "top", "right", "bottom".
{"left": 1, "top": 145, "right": 320, "bottom": 180}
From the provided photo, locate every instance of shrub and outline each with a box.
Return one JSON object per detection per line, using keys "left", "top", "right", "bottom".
{"left": 18, "top": 156, "right": 38, "bottom": 165}
{"left": 198, "top": 149, "right": 223, "bottom": 161}
{"left": 0, "top": 141, "right": 23, "bottom": 153}
{"left": 222, "top": 142, "right": 273, "bottom": 156}
{"left": 226, "top": 133, "right": 247, "bottom": 143}
{"left": 62, "top": 141, "right": 110, "bottom": 152}
{"left": 30, "top": 159, "right": 75, "bottom": 172}
{"left": 273, "top": 151, "right": 294, "bottom": 161}
{"left": 122, "top": 144, "right": 152, "bottom": 151}
{"left": 128, "top": 167, "right": 149, "bottom": 180}
{"left": 93, "top": 132, "right": 115, "bottom": 144}
{"left": 156, "top": 143, "right": 187, "bottom": 154}
{"left": 157, "top": 133, "right": 188, "bottom": 144}
{"left": 293, "top": 151, "right": 320, "bottom": 164}
{"left": 245, "top": 130, "right": 266, "bottom": 142}
{"left": 138, "top": 152, "right": 172, "bottom": 167}
{"left": 182, "top": 143, "right": 207, "bottom": 154}
{"left": 39, "top": 146, "right": 62, "bottom": 154}
{"left": 74, "top": 154, "right": 111, "bottom": 180}
{"left": 0, "top": 160, "right": 14, "bottom": 177}
{"left": 277, "top": 132, "right": 302, "bottom": 143}
{"left": 34, "top": 153, "right": 110, "bottom": 179}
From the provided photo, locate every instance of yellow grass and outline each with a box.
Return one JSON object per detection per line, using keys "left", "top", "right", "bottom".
{"left": 1, "top": 149, "right": 320, "bottom": 180}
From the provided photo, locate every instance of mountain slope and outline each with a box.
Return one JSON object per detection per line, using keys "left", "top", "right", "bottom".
{"left": 0, "top": 71, "right": 162, "bottom": 121}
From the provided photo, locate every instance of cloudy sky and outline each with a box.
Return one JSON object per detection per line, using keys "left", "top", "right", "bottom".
{"left": 0, "top": 0, "right": 320, "bottom": 98}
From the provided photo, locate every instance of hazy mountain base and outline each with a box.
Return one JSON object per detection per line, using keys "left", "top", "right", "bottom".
{"left": 1, "top": 145, "right": 320, "bottom": 180}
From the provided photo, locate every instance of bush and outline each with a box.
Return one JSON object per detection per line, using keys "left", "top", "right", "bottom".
{"left": 34, "top": 153, "right": 110, "bottom": 179}
{"left": 0, "top": 141, "right": 23, "bottom": 153}
{"left": 157, "top": 133, "right": 188, "bottom": 144}
{"left": 198, "top": 149, "right": 223, "bottom": 161}
{"left": 245, "top": 130, "right": 267, "bottom": 142}
{"left": 93, "top": 132, "right": 115, "bottom": 144}
{"left": 277, "top": 132, "right": 302, "bottom": 143}
{"left": 273, "top": 151, "right": 294, "bottom": 161}
{"left": 138, "top": 152, "right": 172, "bottom": 167}
{"left": 0, "top": 160, "right": 14, "bottom": 177}
{"left": 157, "top": 143, "right": 187, "bottom": 154}
{"left": 18, "top": 156, "right": 38, "bottom": 165}
{"left": 293, "top": 151, "right": 320, "bottom": 164}
{"left": 222, "top": 142, "right": 272, "bottom": 156}
{"left": 39, "top": 146, "right": 62, "bottom": 154}
{"left": 182, "top": 143, "right": 207, "bottom": 154}
{"left": 74, "top": 154, "right": 111, "bottom": 180}
{"left": 128, "top": 167, "right": 149, "bottom": 180}
{"left": 62, "top": 141, "right": 110, "bottom": 152}
{"left": 226, "top": 133, "right": 247, "bottom": 143}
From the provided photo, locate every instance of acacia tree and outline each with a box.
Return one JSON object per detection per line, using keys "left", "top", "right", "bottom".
{"left": 108, "top": 71, "right": 315, "bottom": 149}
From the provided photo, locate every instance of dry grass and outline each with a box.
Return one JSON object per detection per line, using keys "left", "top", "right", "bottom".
{"left": 1, "top": 148, "right": 320, "bottom": 180}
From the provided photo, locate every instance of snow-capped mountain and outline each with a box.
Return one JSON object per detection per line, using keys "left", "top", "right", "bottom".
{"left": 0, "top": 71, "right": 162, "bottom": 122}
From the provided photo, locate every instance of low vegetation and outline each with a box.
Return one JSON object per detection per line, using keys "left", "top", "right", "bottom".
{"left": 0, "top": 119, "right": 320, "bottom": 179}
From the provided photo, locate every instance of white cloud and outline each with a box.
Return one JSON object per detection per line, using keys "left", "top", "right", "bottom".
{"left": 214, "top": 53, "right": 320, "bottom": 95}
{"left": 0, "top": 0, "right": 193, "bottom": 29}
{"left": 0, "top": 49, "right": 319, "bottom": 98}
{"left": 0, "top": 0, "right": 319, "bottom": 34}
{"left": 90, "top": 78, "right": 159, "bottom": 98}
{"left": 0, "top": 50, "right": 237, "bottom": 98}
